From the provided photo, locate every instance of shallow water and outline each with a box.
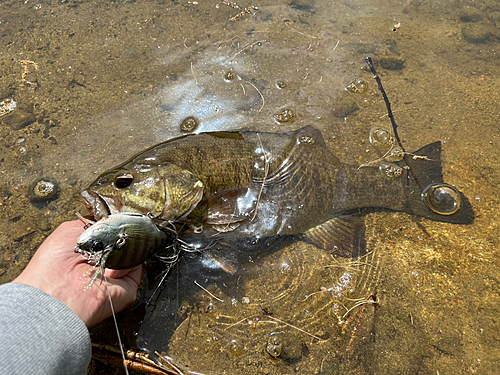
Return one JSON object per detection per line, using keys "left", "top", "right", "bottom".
{"left": 0, "top": 0, "right": 499, "bottom": 373}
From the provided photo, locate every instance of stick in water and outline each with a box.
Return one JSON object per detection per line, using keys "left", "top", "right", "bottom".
{"left": 365, "top": 56, "right": 421, "bottom": 189}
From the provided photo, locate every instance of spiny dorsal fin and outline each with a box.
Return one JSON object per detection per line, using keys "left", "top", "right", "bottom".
{"left": 304, "top": 215, "right": 366, "bottom": 257}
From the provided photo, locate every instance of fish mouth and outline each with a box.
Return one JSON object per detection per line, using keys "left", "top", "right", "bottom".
{"left": 74, "top": 190, "right": 111, "bottom": 220}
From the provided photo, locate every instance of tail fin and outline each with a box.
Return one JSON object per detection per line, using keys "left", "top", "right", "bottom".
{"left": 405, "top": 142, "right": 474, "bottom": 224}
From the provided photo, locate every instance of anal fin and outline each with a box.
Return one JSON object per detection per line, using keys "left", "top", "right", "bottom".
{"left": 304, "top": 215, "right": 367, "bottom": 257}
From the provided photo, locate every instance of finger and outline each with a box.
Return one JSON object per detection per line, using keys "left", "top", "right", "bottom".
{"left": 105, "top": 265, "right": 142, "bottom": 280}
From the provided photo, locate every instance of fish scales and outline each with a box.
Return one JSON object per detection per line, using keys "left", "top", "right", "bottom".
{"left": 137, "top": 132, "right": 257, "bottom": 197}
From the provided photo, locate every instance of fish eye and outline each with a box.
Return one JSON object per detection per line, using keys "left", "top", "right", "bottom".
{"left": 115, "top": 174, "right": 134, "bottom": 189}
{"left": 91, "top": 240, "right": 104, "bottom": 252}
{"left": 422, "top": 183, "right": 461, "bottom": 216}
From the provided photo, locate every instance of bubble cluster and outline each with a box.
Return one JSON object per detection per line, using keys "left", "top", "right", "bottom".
{"left": 274, "top": 108, "right": 295, "bottom": 124}
{"left": 379, "top": 162, "right": 403, "bottom": 178}
{"left": 224, "top": 71, "right": 235, "bottom": 81}
{"left": 345, "top": 78, "right": 368, "bottom": 94}
{"left": 265, "top": 332, "right": 283, "bottom": 358}
{"left": 0, "top": 98, "right": 17, "bottom": 117}
{"left": 299, "top": 135, "right": 315, "bottom": 145}
{"left": 385, "top": 146, "right": 404, "bottom": 162}
{"left": 29, "top": 177, "right": 59, "bottom": 202}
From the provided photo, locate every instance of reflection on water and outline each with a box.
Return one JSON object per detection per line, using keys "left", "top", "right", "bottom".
{"left": 0, "top": 0, "right": 499, "bottom": 373}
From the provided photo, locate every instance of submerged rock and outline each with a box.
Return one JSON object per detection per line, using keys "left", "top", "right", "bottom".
{"left": 378, "top": 57, "right": 405, "bottom": 71}
{"left": 332, "top": 97, "right": 359, "bottom": 118}
{"left": 2, "top": 109, "right": 36, "bottom": 130}
{"left": 462, "top": 23, "right": 499, "bottom": 44}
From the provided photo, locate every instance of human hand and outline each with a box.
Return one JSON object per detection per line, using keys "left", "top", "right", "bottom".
{"left": 13, "top": 220, "right": 142, "bottom": 327}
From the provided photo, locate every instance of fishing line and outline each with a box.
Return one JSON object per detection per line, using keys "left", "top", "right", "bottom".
{"left": 103, "top": 273, "right": 130, "bottom": 375}
{"left": 146, "top": 263, "right": 173, "bottom": 306}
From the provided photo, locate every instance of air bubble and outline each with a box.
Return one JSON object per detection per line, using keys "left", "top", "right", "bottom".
{"left": 369, "top": 127, "right": 394, "bottom": 149}
{"left": 180, "top": 116, "right": 199, "bottom": 133}
{"left": 422, "top": 183, "right": 461, "bottom": 215}
{"left": 229, "top": 339, "right": 243, "bottom": 357}
{"left": 385, "top": 146, "right": 404, "bottom": 162}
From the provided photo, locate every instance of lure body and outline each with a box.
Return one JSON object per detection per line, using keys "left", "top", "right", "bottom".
{"left": 75, "top": 213, "right": 170, "bottom": 269}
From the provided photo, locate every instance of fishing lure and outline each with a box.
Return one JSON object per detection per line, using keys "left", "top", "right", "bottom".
{"left": 75, "top": 212, "right": 172, "bottom": 270}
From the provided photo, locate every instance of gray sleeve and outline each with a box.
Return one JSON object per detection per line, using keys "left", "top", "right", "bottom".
{"left": 0, "top": 283, "right": 91, "bottom": 375}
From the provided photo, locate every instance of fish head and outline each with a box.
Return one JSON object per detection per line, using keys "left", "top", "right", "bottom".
{"left": 75, "top": 163, "right": 204, "bottom": 221}
{"left": 76, "top": 217, "right": 120, "bottom": 254}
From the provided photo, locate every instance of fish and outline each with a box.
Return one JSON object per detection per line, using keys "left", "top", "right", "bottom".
{"left": 75, "top": 125, "right": 474, "bottom": 262}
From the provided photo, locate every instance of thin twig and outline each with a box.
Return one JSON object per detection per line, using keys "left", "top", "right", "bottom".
{"left": 320, "top": 353, "right": 330, "bottom": 372}
{"left": 190, "top": 62, "right": 198, "bottom": 83}
{"left": 300, "top": 288, "right": 331, "bottom": 301}
{"left": 224, "top": 314, "right": 258, "bottom": 330}
{"left": 284, "top": 20, "right": 318, "bottom": 39}
{"left": 365, "top": 57, "right": 422, "bottom": 189}
{"left": 230, "top": 39, "right": 268, "bottom": 60}
{"left": 332, "top": 40, "right": 340, "bottom": 52}
{"left": 267, "top": 316, "right": 325, "bottom": 341}
{"left": 357, "top": 147, "right": 393, "bottom": 170}
{"left": 214, "top": 35, "right": 238, "bottom": 45}
{"left": 342, "top": 298, "right": 376, "bottom": 318}
{"left": 155, "top": 352, "right": 185, "bottom": 375}
{"left": 243, "top": 79, "right": 265, "bottom": 113}
{"left": 194, "top": 280, "right": 224, "bottom": 302}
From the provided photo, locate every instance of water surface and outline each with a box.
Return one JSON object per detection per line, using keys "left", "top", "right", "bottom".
{"left": 0, "top": 0, "right": 499, "bottom": 373}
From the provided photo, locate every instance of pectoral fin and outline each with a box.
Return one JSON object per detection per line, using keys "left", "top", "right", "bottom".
{"left": 201, "top": 250, "right": 238, "bottom": 274}
{"left": 304, "top": 215, "right": 367, "bottom": 257}
{"left": 203, "top": 187, "right": 257, "bottom": 225}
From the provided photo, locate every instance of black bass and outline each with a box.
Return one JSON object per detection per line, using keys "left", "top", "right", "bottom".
{"left": 75, "top": 126, "right": 473, "bottom": 258}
